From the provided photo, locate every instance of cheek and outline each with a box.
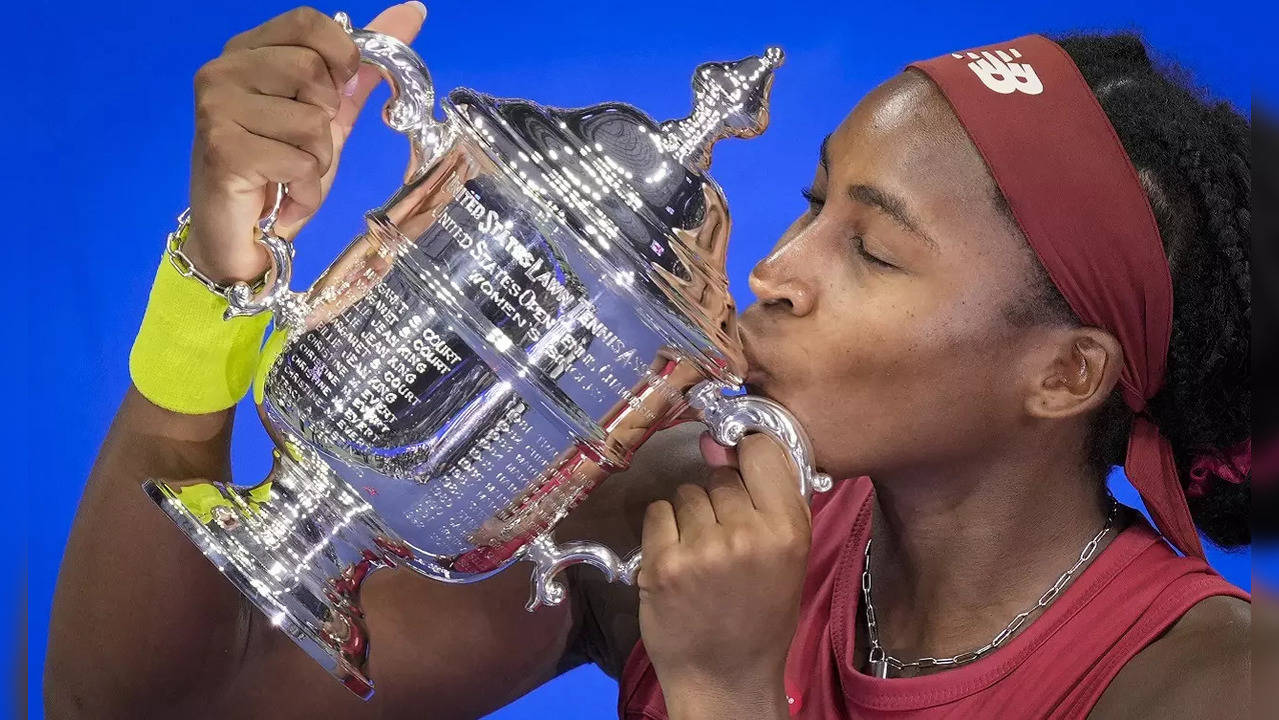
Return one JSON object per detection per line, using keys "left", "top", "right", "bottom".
{"left": 783, "top": 279, "right": 1021, "bottom": 473}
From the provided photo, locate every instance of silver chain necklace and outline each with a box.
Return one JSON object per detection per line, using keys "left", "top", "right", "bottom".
{"left": 861, "top": 500, "right": 1119, "bottom": 679}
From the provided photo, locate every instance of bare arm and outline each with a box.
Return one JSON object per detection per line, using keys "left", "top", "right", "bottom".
{"left": 43, "top": 390, "right": 700, "bottom": 718}
{"left": 1089, "top": 595, "right": 1251, "bottom": 720}
{"left": 46, "top": 6, "right": 583, "bottom": 718}
{"left": 46, "top": 390, "right": 256, "bottom": 717}
{"left": 46, "top": 387, "right": 580, "bottom": 719}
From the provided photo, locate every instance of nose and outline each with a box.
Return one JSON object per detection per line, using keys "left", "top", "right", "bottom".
{"left": 747, "top": 226, "right": 817, "bottom": 317}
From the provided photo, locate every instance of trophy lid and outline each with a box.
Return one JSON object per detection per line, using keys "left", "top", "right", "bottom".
{"left": 441, "top": 49, "right": 783, "bottom": 379}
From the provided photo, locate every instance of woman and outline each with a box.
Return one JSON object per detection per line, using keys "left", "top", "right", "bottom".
{"left": 609, "top": 30, "right": 1252, "bottom": 719}
{"left": 46, "top": 4, "right": 1249, "bottom": 719}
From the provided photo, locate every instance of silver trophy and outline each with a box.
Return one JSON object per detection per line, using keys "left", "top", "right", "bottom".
{"left": 144, "top": 10, "right": 830, "bottom": 698}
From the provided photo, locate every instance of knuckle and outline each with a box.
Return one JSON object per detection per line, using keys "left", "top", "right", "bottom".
{"left": 278, "top": 151, "right": 311, "bottom": 181}
{"left": 312, "top": 144, "right": 333, "bottom": 174}
{"left": 197, "top": 124, "right": 235, "bottom": 169}
{"left": 725, "top": 526, "right": 757, "bottom": 555}
{"left": 774, "top": 523, "right": 811, "bottom": 558}
{"left": 193, "top": 94, "right": 218, "bottom": 125}
{"left": 644, "top": 554, "right": 683, "bottom": 590}
{"left": 698, "top": 532, "right": 730, "bottom": 558}
{"left": 311, "top": 53, "right": 332, "bottom": 83}
{"left": 342, "top": 42, "right": 362, "bottom": 78}
{"left": 299, "top": 151, "right": 323, "bottom": 178}
{"left": 310, "top": 82, "right": 340, "bottom": 113}
{"left": 284, "top": 6, "right": 323, "bottom": 32}
{"left": 673, "top": 483, "right": 705, "bottom": 505}
{"left": 221, "top": 31, "right": 249, "bottom": 55}
{"left": 645, "top": 499, "right": 672, "bottom": 522}
{"left": 290, "top": 186, "right": 320, "bottom": 211}
{"left": 295, "top": 50, "right": 329, "bottom": 83}
{"left": 305, "top": 106, "right": 331, "bottom": 140}
{"left": 192, "top": 61, "right": 223, "bottom": 94}
{"left": 705, "top": 482, "right": 736, "bottom": 505}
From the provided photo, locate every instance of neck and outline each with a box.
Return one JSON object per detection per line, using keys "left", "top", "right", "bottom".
{"left": 863, "top": 437, "right": 1115, "bottom": 665}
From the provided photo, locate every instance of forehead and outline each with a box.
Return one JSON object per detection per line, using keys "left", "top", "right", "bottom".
{"left": 827, "top": 71, "right": 1001, "bottom": 222}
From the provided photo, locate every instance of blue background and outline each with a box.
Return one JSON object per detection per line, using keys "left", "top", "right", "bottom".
{"left": 19, "top": 1, "right": 1262, "bottom": 717}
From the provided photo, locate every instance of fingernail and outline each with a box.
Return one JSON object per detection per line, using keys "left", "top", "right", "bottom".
{"left": 403, "top": 1, "right": 426, "bottom": 18}
{"left": 342, "top": 73, "right": 359, "bottom": 97}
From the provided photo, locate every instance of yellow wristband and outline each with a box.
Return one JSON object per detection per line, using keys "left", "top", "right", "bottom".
{"left": 129, "top": 254, "right": 272, "bottom": 414}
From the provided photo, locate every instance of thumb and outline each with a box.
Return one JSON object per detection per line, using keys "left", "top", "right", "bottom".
{"left": 737, "top": 432, "right": 811, "bottom": 520}
{"left": 333, "top": 2, "right": 428, "bottom": 135}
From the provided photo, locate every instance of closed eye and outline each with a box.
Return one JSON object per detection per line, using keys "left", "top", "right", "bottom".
{"left": 853, "top": 235, "right": 896, "bottom": 269}
{"left": 803, "top": 186, "right": 895, "bottom": 270}
{"left": 801, "top": 185, "right": 824, "bottom": 212}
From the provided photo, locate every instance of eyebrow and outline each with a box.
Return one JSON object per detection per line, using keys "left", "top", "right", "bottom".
{"left": 817, "top": 134, "right": 939, "bottom": 253}
{"left": 847, "top": 183, "right": 939, "bottom": 253}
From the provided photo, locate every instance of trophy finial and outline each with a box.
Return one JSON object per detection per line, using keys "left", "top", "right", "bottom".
{"left": 660, "top": 47, "right": 785, "bottom": 171}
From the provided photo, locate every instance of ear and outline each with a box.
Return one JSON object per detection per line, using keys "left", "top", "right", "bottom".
{"left": 1025, "top": 328, "right": 1124, "bottom": 420}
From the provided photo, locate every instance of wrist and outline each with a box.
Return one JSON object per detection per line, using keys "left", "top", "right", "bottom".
{"left": 659, "top": 665, "right": 790, "bottom": 720}
{"left": 664, "top": 684, "right": 790, "bottom": 720}
{"left": 130, "top": 247, "right": 273, "bottom": 415}
{"left": 183, "top": 229, "right": 270, "bottom": 286}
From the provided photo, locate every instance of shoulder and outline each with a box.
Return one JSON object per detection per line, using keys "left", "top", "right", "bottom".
{"left": 1090, "top": 594, "right": 1250, "bottom": 720}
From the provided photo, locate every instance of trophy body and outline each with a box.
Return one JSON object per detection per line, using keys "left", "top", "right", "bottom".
{"left": 145, "top": 11, "right": 828, "bottom": 698}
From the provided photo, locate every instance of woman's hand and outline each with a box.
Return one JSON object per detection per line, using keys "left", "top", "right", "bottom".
{"left": 184, "top": 3, "right": 425, "bottom": 284}
{"left": 637, "top": 432, "right": 812, "bottom": 720}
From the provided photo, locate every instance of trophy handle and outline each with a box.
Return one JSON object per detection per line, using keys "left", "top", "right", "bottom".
{"left": 524, "top": 535, "right": 643, "bottom": 611}
{"left": 222, "top": 183, "right": 302, "bottom": 320}
{"left": 524, "top": 379, "right": 831, "bottom": 611}
{"left": 225, "top": 12, "right": 452, "bottom": 321}
{"left": 685, "top": 379, "right": 833, "bottom": 498}
{"left": 336, "top": 11, "right": 453, "bottom": 180}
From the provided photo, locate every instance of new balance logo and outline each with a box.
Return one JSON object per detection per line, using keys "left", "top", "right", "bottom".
{"left": 951, "top": 48, "right": 1043, "bottom": 95}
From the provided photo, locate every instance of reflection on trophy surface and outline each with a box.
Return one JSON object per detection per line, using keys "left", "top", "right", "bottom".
{"left": 143, "top": 9, "right": 829, "bottom": 698}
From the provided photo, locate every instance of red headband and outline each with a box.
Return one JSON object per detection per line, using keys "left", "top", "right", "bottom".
{"left": 909, "top": 35, "right": 1205, "bottom": 558}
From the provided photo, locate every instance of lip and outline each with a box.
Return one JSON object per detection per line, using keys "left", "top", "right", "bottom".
{"left": 738, "top": 322, "right": 771, "bottom": 389}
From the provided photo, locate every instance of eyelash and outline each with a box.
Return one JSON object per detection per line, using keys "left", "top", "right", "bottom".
{"left": 799, "top": 186, "right": 894, "bottom": 269}
{"left": 800, "top": 185, "right": 823, "bottom": 210}
{"left": 853, "top": 235, "right": 893, "bottom": 268}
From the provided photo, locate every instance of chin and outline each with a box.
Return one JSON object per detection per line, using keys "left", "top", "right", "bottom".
{"left": 743, "top": 382, "right": 837, "bottom": 477}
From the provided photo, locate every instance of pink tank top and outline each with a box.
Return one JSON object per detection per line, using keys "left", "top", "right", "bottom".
{"left": 619, "top": 477, "right": 1249, "bottom": 719}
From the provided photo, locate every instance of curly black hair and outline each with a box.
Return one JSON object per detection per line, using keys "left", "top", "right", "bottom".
{"left": 1004, "top": 33, "right": 1250, "bottom": 549}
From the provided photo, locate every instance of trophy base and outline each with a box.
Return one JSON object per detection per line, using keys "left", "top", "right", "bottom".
{"left": 142, "top": 448, "right": 413, "bottom": 699}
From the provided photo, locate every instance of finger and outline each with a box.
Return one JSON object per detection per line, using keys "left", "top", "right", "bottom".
{"left": 705, "top": 467, "right": 754, "bottom": 525}
{"left": 736, "top": 433, "right": 808, "bottom": 519}
{"left": 276, "top": 176, "right": 323, "bottom": 229}
{"left": 641, "top": 500, "right": 679, "bottom": 556}
{"left": 224, "top": 6, "right": 361, "bottom": 89}
{"left": 333, "top": 2, "right": 428, "bottom": 135}
{"left": 222, "top": 132, "right": 323, "bottom": 219}
{"left": 699, "top": 430, "right": 739, "bottom": 470}
{"left": 671, "top": 483, "right": 716, "bottom": 544}
{"left": 200, "top": 123, "right": 324, "bottom": 190}
{"left": 188, "top": 128, "right": 322, "bottom": 256}
{"left": 233, "top": 95, "right": 334, "bottom": 174}
{"left": 233, "top": 46, "right": 343, "bottom": 117}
